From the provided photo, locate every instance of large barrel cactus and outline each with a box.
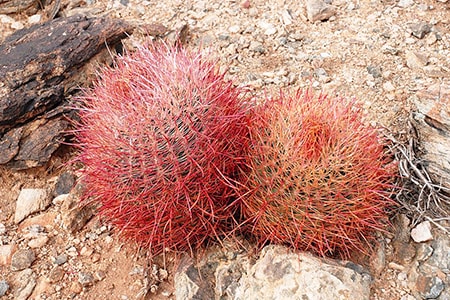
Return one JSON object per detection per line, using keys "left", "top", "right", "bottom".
{"left": 74, "top": 44, "right": 250, "bottom": 255}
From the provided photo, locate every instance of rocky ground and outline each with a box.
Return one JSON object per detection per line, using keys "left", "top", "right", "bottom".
{"left": 0, "top": 0, "right": 449, "bottom": 299}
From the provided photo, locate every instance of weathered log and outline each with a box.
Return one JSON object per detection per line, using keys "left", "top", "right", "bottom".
{"left": 0, "top": 14, "right": 133, "bottom": 169}
{"left": 412, "top": 80, "right": 450, "bottom": 190}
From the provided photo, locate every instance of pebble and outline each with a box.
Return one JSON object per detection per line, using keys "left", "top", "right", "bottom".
{"left": 14, "top": 188, "right": 51, "bottom": 224}
{"left": 416, "top": 244, "right": 434, "bottom": 261}
{"left": 11, "top": 249, "right": 35, "bottom": 271}
{"left": 28, "top": 14, "right": 41, "bottom": 24}
{"left": 405, "top": 51, "right": 428, "bottom": 69}
{"left": 78, "top": 272, "right": 95, "bottom": 287}
{"left": 14, "top": 269, "right": 36, "bottom": 300}
{"left": 249, "top": 41, "right": 266, "bottom": 54}
{"left": 70, "top": 281, "right": 83, "bottom": 294}
{"left": 0, "top": 244, "right": 16, "bottom": 266}
{"left": 28, "top": 235, "right": 49, "bottom": 248}
{"left": 0, "top": 280, "right": 9, "bottom": 296}
{"left": 416, "top": 275, "right": 445, "bottom": 299}
{"left": 409, "top": 22, "right": 431, "bottom": 39}
{"left": 258, "top": 21, "right": 277, "bottom": 35}
{"left": 80, "top": 246, "right": 94, "bottom": 257}
{"left": 228, "top": 25, "right": 240, "bottom": 34}
{"left": 305, "top": 0, "right": 336, "bottom": 22}
{"left": 383, "top": 81, "right": 396, "bottom": 92}
{"left": 94, "top": 271, "right": 106, "bottom": 281}
{"left": 54, "top": 254, "right": 68, "bottom": 265}
{"left": 55, "top": 172, "right": 76, "bottom": 196}
{"left": 397, "top": 0, "right": 414, "bottom": 8}
{"left": 0, "top": 223, "right": 6, "bottom": 234}
{"left": 367, "top": 66, "right": 382, "bottom": 78}
{"left": 47, "top": 266, "right": 65, "bottom": 283}
{"left": 10, "top": 21, "right": 24, "bottom": 30}
{"left": 411, "top": 221, "right": 433, "bottom": 243}
{"left": 0, "top": 14, "right": 15, "bottom": 23}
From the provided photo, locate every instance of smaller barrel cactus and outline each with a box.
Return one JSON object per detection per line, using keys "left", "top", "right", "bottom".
{"left": 74, "top": 43, "right": 251, "bottom": 256}
{"left": 240, "top": 90, "right": 396, "bottom": 258}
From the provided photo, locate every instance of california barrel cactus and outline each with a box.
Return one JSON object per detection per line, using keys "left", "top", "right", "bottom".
{"left": 240, "top": 90, "right": 396, "bottom": 258}
{"left": 74, "top": 44, "right": 250, "bottom": 255}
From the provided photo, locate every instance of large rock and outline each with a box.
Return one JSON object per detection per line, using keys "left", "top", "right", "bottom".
{"left": 175, "top": 245, "right": 371, "bottom": 300}
{"left": 412, "top": 80, "right": 450, "bottom": 191}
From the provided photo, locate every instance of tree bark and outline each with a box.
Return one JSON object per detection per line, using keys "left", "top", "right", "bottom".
{"left": 0, "top": 14, "right": 133, "bottom": 169}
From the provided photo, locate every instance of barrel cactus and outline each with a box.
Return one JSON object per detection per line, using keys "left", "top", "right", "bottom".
{"left": 240, "top": 90, "right": 396, "bottom": 258}
{"left": 74, "top": 44, "right": 251, "bottom": 255}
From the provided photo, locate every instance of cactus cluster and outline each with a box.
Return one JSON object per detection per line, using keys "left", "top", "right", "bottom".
{"left": 74, "top": 44, "right": 396, "bottom": 258}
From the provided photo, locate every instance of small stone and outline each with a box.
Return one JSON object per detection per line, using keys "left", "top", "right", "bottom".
{"left": 80, "top": 246, "right": 94, "bottom": 257}
{"left": 11, "top": 249, "right": 35, "bottom": 271}
{"left": 54, "top": 254, "right": 68, "bottom": 265}
{"left": 69, "top": 281, "right": 83, "bottom": 294}
{"left": 0, "top": 244, "right": 16, "bottom": 266}
{"left": 416, "top": 275, "right": 444, "bottom": 299}
{"left": 241, "top": 0, "right": 250, "bottom": 9}
{"left": 15, "top": 189, "right": 51, "bottom": 224}
{"left": 405, "top": 51, "right": 428, "bottom": 69}
{"left": 14, "top": 269, "right": 36, "bottom": 300}
{"left": 0, "top": 280, "right": 9, "bottom": 296}
{"left": 281, "top": 9, "right": 293, "bottom": 25}
{"left": 11, "top": 21, "right": 24, "bottom": 30}
{"left": 94, "top": 271, "right": 106, "bottom": 281}
{"left": 28, "top": 14, "right": 41, "bottom": 24}
{"left": 411, "top": 221, "right": 433, "bottom": 243}
{"left": 410, "top": 22, "right": 431, "bottom": 39}
{"left": 258, "top": 21, "right": 277, "bottom": 35}
{"left": 397, "top": 0, "right": 414, "bottom": 8}
{"left": 0, "top": 14, "right": 15, "bottom": 24}
{"left": 388, "top": 262, "right": 405, "bottom": 271}
{"left": 28, "top": 235, "right": 49, "bottom": 248}
{"left": 416, "top": 244, "right": 434, "bottom": 261}
{"left": 423, "top": 65, "right": 446, "bottom": 78}
{"left": 249, "top": 41, "right": 266, "bottom": 54}
{"left": 383, "top": 81, "right": 395, "bottom": 92}
{"left": 61, "top": 193, "right": 95, "bottom": 233}
{"left": 78, "top": 272, "right": 94, "bottom": 287}
{"left": 55, "top": 172, "right": 76, "bottom": 196}
{"left": 367, "top": 66, "right": 382, "bottom": 78}
{"left": 0, "top": 223, "right": 6, "bottom": 234}
{"left": 47, "top": 266, "right": 65, "bottom": 283}
{"left": 306, "top": 0, "right": 336, "bottom": 22}
{"left": 228, "top": 25, "right": 240, "bottom": 34}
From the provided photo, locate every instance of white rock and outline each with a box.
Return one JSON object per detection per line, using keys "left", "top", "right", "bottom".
{"left": 14, "top": 189, "right": 51, "bottom": 224}
{"left": 28, "top": 14, "right": 41, "bottom": 24}
{"left": 175, "top": 245, "right": 371, "bottom": 300}
{"left": 258, "top": 21, "right": 277, "bottom": 35}
{"left": 411, "top": 221, "right": 433, "bottom": 243}
{"left": 0, "top": 244, "right": 16, "bottom": 266}
{"left": 235, "top": 245, "right": 371, "bottom": 300}
{"left": 397, "top": 0, "right": 415, "bottom": 8}
{"left": 28, "top": 236, "right": 49, "bottom": 248}
{"left": 11, "top": 21, "right": 24, "bottom": 30}
{"left": 228, "top": 25, "right": 241, "bottom": 34}
{"left": 305, "top": 0, "right": 336, "bottom": 22}
{"left": 0, "top": 14, "right": 15, "bottom": 24}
